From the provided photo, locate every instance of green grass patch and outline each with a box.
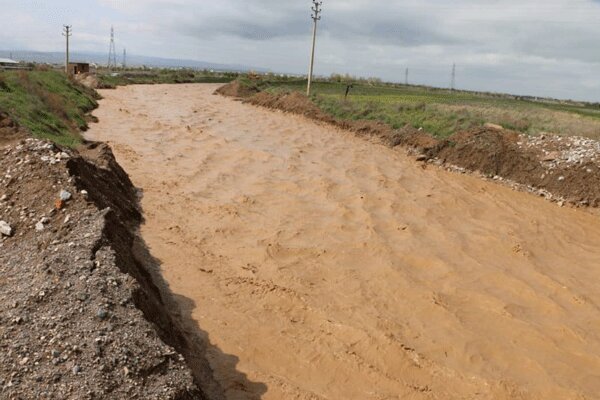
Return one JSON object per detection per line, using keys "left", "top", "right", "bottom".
{"left": 97, "top": 68, "right": 238, "bottom": 88}
{"left": 0, "top": 70, "right": 98, "bottom": 147}
{"left": 259, "top": 80, "right": 600, "bottom": 139}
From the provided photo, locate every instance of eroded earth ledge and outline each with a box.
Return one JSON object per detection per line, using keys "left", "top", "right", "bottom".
{"left": 0, "top": 137, "right": 217, "bottom": 399}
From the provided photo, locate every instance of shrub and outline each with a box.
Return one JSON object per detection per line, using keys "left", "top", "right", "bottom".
{"left": 0, "top": 74, "right": 10, "bottom": 92}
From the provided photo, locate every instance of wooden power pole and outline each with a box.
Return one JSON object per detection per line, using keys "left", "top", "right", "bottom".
{"left": 307, "top": 1, "right": 323, "bottom": 96}
{"left": 62, "top": 25, "right": 72, "bottom": 75}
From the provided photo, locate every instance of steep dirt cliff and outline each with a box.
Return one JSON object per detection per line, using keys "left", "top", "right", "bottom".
{"left": 0, "top": 138, "right": 218, "bottom": 399}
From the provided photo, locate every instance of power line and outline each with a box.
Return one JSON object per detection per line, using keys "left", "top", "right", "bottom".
{"left": 108, "top": 26, "right": 117, "bottom": 69}
{"left": 62, "top": 25, "right": 72, "bottom": 75}
{"left": 307, "top": 0, "right": 323, "bottom": 96}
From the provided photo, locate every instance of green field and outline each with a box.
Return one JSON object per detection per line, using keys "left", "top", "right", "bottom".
{"left": 260, "top": 79, "right": 600, "bottom": 139}
{"left": 0, "top": 70, "right": 98, "bottom": 146}
{"left": 97, "top": 68, "right": 238, "bottom": 88}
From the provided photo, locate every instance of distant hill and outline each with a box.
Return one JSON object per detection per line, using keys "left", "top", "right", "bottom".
{"left": 0, "top": 50, "right": 268, "bottom": 72}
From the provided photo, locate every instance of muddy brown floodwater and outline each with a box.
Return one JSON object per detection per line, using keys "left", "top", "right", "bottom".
{"left": 87, "top": 84, "right": 600, "bottom": 400}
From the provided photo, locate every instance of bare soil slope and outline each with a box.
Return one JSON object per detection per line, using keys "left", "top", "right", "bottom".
{"left": 87, "top": 84, "right": 600, "bottom": 400}
{"left": 0, "top": 139, "right": 208, "bottom": 399}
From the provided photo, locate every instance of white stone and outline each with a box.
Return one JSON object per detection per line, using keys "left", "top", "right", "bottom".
{"left": 0, "top": 221, "right": 12, "bottom": 236}
{"left": 59, "top": 190, "right": 72, "bottom": 201}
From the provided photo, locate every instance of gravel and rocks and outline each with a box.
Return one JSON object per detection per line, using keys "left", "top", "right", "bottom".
{"left": 520, "top": 134, "right": 600, "bottom": 169}
{"left": 0, "top": 139, "right": 211, "bottom": 399}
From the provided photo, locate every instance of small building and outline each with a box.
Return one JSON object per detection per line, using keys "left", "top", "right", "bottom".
{"left": 0, "top": 58, "right": 19, "bottom": 69}
{"left": 67, "top": 62, "right": 90, "bottom": 75}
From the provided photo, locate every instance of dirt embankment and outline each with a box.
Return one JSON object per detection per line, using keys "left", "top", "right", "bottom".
{"left": 0, "top": 112, "right": 27, "bottom": 146}
{"left": 74, "top": 73, "right": 100, "bottom": 90}
{"left": 213, "top": 80, "right": 260, "bottom": 98}
{"left": 0, "top": 138, "right": 217, "bottom": 399}
{"left": 222, "top": 84, "right": 600, "bottom": 207}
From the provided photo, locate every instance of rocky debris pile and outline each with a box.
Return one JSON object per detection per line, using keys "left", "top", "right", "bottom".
{"left": 0, "top": 139, "right": 208, "bottom": 399}
{"left": 520, "top": 134, "right": 600, "bottom": 169}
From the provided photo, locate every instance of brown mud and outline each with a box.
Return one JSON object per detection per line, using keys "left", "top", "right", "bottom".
{"left": 0, "top": 112, "right": 27, "bottom": 146}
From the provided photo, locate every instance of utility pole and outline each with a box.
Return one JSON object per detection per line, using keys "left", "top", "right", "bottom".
{"left": 122, "top": 48, "right": 127, "bottom": 68}
{"left": 307, "top": 0, "right": 323, "bottom": 96}
{"left": 62, "top": 25, "right": 72, "bottom": 75}
{"left": 450, "top": 63, "right": 456, "bottom": 91}
{"left": 108, "top": 26, "right": 117, "bottom": 69}
{"left": 405, "top": 68, "right": 409, "bottom": 85}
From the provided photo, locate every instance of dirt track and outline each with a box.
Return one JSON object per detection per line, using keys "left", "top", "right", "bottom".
{"left": 87, "top": 84, "right": 600, "bottom": 400}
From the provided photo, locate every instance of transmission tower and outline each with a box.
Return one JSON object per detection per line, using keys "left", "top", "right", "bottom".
{"left": 307, "top": 1, "right": 323, "bottom": 96}
{"left": 122, "top": 48, "right": 127, "bottom": 68}
{"left": 62, "top": 25, "right": 72, "bottom": 75}
{"left": 107, "top": 26, "right": 117, "bottom": 69}
{"left": 405, "top": 68, "right": 409, "bottom": 85}
{"left": 450, "top": 63, "right": 456, "bottom": 90}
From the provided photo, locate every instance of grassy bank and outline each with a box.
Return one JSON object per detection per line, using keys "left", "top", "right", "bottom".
{"left": 0, "top": 70, "right": 98, "bottom": 146}
{"left": 97, "top": 68, "right": 238, "bottom": 88}
{"left": 255, "top": 79, "right": 600, "bottom": 139}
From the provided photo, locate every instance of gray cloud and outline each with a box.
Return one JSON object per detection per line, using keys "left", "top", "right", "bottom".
{"left": 4, "top": 0, "right": 600, "bottom": 100}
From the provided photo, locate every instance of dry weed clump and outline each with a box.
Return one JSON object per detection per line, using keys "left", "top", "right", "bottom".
{"left": 435, "top": 103, "right": 600, "bottom": 140}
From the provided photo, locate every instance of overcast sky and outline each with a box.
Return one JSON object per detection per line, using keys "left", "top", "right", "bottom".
{"left": 3, "top": 0, "right": 600, "bottom": 101}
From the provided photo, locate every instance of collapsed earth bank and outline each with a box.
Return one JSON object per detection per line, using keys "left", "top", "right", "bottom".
{"left": 219, "top": 82, "right": 600, "bottom": 208}
{"left": 0, "top": 134, "right": 218, "bottom": 399}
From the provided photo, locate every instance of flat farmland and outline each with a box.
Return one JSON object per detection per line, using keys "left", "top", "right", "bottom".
{"left": 265, "top": 80, "right": 600, "bottom": 139}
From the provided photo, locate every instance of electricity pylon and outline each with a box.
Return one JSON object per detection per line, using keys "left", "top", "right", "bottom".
{"left": 108, "top": 26, "right": 117, "bottom": 69}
